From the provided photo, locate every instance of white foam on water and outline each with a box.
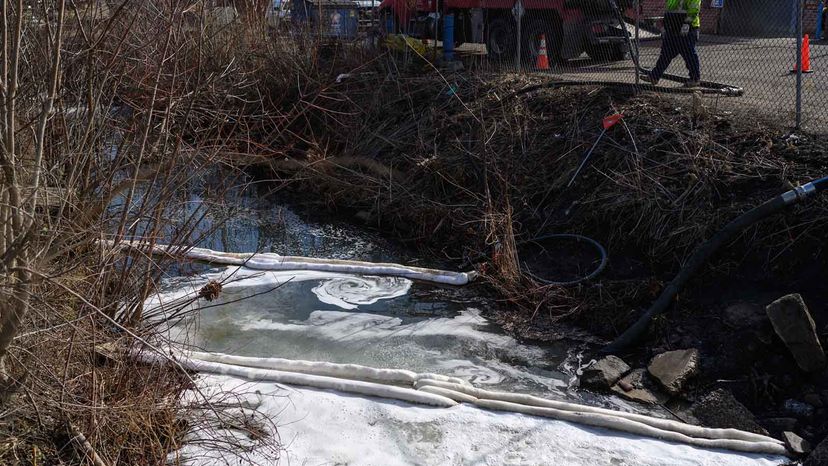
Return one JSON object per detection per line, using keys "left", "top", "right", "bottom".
{"left": 433, "top": 359, "right": 506, "bottom": 385}
{"left": 178, "top": 374, "right": 787, "bottom": 466}
{"left": 312, "top": 276, "right": 412, "bottom": 310}
{"left": 156, "top": 266, "right": 788, "bottom": 465}
{"left": 237, "top": 308, "right": 526, "bottom": 348}
{"left": 145, "top": 267, "right": 355, "bottom": 318}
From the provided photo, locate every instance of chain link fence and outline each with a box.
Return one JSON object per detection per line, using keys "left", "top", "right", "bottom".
{"left": 291, "top": 0, "right": 826, "bottom": 132}
{"left": 472, "top": 0, "right": 827, "bottom": 132}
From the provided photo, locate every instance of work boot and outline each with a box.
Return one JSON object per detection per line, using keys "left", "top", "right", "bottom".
{"left": 683, "top": 80, "right": 700, "bottom": 88}
{"left": 640, "top": 74, "right": 659, "bottom": 85}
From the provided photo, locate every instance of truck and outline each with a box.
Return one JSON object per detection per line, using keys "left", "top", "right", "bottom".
{"left": 377, "top": 0, "right": 633, "bottom": 63}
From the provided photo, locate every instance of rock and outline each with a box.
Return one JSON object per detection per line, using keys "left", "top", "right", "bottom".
{"left": 93, "top": 342, "right": 122, "bottom": 364}
{"left": 723, "top": 302, "right": 767, "bottom": 329}
{"left": 783, "top": 399, "right": 816, "bottom": 419}
{"left": 784, "top": 431, "right": 812, "bottom": 456}
{"left": 802, "top": 426, "right": 816, "bottom": 441}
{"left": 765, "top": 294, "right": 826, "bottom": 373}
{"left": 761, "top": 417, "right": 798, "bottom": 434}
{"left": 647, "top": 348, "right": 699, "bottom": 395}
{"left": 611, "top": 369, "right": 668, "bottom": 405}
{"left": 354, "top": 211, "right": 372, "bottom": 223}
{"left": 803, "top": 393, "right": 824, "bottom": 408}
{"left": 805, "top": 436, "right": 828, "bottom": 466}
{"left": 581, "top": 356, "right": 631, "bottom": 389}
{"left": 691, "top": 389, "right": 768, "bottom": 435}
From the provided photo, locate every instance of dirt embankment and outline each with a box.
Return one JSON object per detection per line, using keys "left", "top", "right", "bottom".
{"left": 248, "top": 68, "right": 828, "bottom": 454}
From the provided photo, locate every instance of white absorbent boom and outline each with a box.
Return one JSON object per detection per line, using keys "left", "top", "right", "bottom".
{"left": 149, "top": 349, "right": 790, "bottom": 457}
{"left": 103, "top": 240, "right": 477, "bottom": 285}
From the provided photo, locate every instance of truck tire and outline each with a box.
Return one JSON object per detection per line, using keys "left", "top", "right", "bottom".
{"left": 485, "top": 16, "right": 517, "bottom": 62}
{"left": 587, "top": 44, "right": 626, "bottom": 62}
{"left": 522, "top": 16, "right": 563, "bottom": 65}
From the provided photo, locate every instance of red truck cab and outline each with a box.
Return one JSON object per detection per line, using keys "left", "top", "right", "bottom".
{"left": 378, "top": 0, "right": 632, "bottom": 63}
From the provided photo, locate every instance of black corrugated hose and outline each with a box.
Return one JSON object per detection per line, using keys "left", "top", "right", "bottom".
{"left": 602, "top": 176, "right": 828, "bottom": 354}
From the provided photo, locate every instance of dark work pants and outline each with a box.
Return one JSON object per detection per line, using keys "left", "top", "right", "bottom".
{"left": 651, "top": 28, "right": 701, "bottom": 82}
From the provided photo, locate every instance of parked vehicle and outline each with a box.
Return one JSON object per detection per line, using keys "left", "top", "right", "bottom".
{"left": 269, "top": 0, "right": 361, "bottom": 39}
{"left": 377, "top": 0, "right": 633, "bottom": 63}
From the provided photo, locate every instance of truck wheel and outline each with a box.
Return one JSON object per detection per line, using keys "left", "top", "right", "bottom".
{"left": 522, "top": 17, "right": 563, "bottom": 65}
{"left": 587, "top": 44, "right": 626, "bottom": 62}
{"left": 485, "top": 17, "right": 517, "bottom": 62}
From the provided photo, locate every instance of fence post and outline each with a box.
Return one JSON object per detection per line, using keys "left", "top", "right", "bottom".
{"left": 796, "top": 0, "right": 803, "bottom": 130}
{"left": 634, "top": 0, "right": 640, "bottom": 87}
{"left": 513, "top": 0, "right": 524, "bottom": 71}
{"left": 516, "top": 16, "right": 521, "bottom": 72}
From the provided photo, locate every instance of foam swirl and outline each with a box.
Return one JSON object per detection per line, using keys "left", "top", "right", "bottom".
{"left": 312, "top": 276, "right": 412, "bottom": 310}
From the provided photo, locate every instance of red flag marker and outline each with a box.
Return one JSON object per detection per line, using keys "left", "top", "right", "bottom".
{"left": 568, "top": 113, "right": 624, "bottom": 188}
{"left": 602, "top": 113, "right": 624, "bottom": 130}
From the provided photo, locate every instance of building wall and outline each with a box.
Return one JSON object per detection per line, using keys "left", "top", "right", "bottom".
{"left": 803, "top": 0, "right": 821, "bottom": 35}
{"left": 639, "top": 0, "right": 720, "bottom": 34}
{"left": 638, "top": 0, "right": 823, "bottom": 36}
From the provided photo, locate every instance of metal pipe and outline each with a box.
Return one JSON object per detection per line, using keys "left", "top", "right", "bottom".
{"left": 568, "top": 127, "right": 608, "bottom": 187}
{"left": 515, "top": 0, "right": 523, "bottom": 71}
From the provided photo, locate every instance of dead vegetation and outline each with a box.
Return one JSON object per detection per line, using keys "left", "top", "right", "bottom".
{"left": 239, "top": 67, "right": 828, "bottom": 343}
{"left": 1, "top": 1, "right": 286, "bottom": 464}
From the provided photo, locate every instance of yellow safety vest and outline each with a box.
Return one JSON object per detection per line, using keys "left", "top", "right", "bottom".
{"left": 665, "top": 0, "right": 701, "bottom": 28}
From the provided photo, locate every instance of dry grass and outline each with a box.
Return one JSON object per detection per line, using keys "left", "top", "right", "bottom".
{"left": 1, "top": 3, "right": 291, "bottom": 464}
{"left": 238, "top": 66, "right": 828, "bottom": 340}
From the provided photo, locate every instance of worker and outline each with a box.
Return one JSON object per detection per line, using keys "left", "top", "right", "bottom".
{"left": 641, "top": 0, "right": 701, "bottom": 87}
{"left": 822, "top": 3, "right": 827, "bottom": 41}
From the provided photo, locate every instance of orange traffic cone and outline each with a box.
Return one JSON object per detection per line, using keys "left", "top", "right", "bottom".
{"left": 536, "top": 34, "right": 550, "bottom": 70}
{"left": 791, "top": 34, "right": 815, "bottom": 73}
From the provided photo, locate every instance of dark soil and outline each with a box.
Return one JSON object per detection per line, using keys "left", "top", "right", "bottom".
{"left": 518, "top": 235, "right": 606, "bottom": 285}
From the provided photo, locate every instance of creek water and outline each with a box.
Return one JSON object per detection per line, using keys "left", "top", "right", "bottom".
{"left": 145, "top": 185, "right": 786, "bottom": 466}
{"left": 158, "top": 191, "right": 582, "bottom": 398}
